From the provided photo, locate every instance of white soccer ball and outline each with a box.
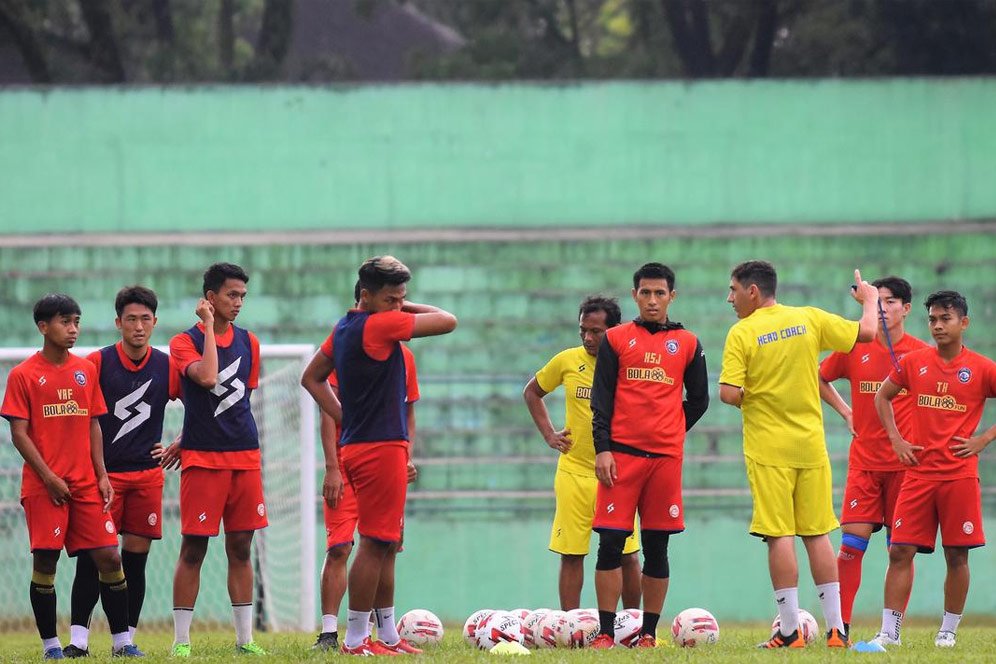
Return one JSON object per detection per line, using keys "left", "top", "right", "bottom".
{"left": 564, "top": 609, "right": 600, "bottom": 648}
{"left": 521, "top": 610, "right": 549, "bottom": 648}
{"left": 614, "top": 608, "right": 643, "bottom": 647}
{"left": 463, "top": 609, "right": 494, "bottom": 647}
{"left": 671, "top": 607, "right": 720, "bottom": 647}
{"left": 510, "top": 608, "right": 531, "bottom": 622}
{"left": 771, "top": 608, "right": 819, "bottom": 644}
{"left": 533, "top": 610, "right": 568, "bottom": 649}
{"left": 476, "top": 610, "right": 524, "bottom": 650}
{"left": 396, "top": 609, "right": 443, "bottom": 646}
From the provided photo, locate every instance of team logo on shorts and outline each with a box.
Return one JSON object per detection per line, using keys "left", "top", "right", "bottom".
{"left": 104, "top": 520, "right": 115, "bottom": 534}
{"left": 963, "top": 521, "right": 974, "bottom": 535}
{"left": 665, "top": 340, "right": 679, "bottom": 355}
{"left": 607, "top": 503, "right": 615, "bottom": 513}
{"left": 148, "top": 513, "right": 158, "bottom": 526}
{"left": 957, "top": 368, "right": 972, "bottom": 383}
{"left": 257, "top": 503, "right": 266, "bottom": 517}
{"left": 74, "top": 370, "right": 87, "bottom": 386}
{"left": 894, "top": 518, "right": 902, "bottom": 529}
{"left": 850, "top": 499, "right": 858, "bottom": 509}
{"left": 54, "top": 527, "right": 61, "bottom": 537}
{"left": 198, "top": 512, "right": 207, "bottom": 523}
{"left": 669, "top": 504, "right": 680, "bottom": 518}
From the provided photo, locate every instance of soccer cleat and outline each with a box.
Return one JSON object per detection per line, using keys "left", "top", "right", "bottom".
{"left": 341, "top": 637, "right": 400, "bottom": 656}
{"left": 44, "top": 647, "right": 65, "bottom": 660}
{"left": 868, "top": 631, "right": 901, "bottom": 648}
{"left": 934, "top": 630, "right": 956, "bottom": 648}
{"left": 378, "top": 639, "right": 423, "bottom": 654}
{"left": 757, "top": 629, "right": 804, "bottom": 649}
{"left": 170, "top": 643, "right": 191, "bottom": 658}
{"left": 634, "top": 634, "right": 657, "bottom": 648}
{"left": 311, "top": 632, "right": 339, "bottom": 651}
{"left": 111, "top": 644, "right": 145, "bottom": 657}
{"left": 590, "top": 634, "right": 615, "bottom": 649}
{"left": 62, "top": 645, "right": 89, "bottom": 658}
{"left": 235, "top": 641, "right": 267, "bottom": 656}
{"left": 826, "top": 627, "right": 849, "bottom": 648}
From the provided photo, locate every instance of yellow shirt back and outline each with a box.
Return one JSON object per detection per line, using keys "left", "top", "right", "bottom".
{"left": 535, "top": 346, "right": 597, "bottom": 478}
{"left": 719, "top": 304, "right": 858, "bottom": 468}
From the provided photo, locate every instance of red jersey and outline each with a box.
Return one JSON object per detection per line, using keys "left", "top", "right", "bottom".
{"left": 890, "top": 346, "right": 996, "bottom": 480}
{"left": 820, "top": 333, "right": 929, "bottom": 471}
{"left": 1, "top": 353, "right": 108, "bottom": 498}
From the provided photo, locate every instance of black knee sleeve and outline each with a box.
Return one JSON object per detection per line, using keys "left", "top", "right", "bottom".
{"left": 595, "top": 530, "right": 629, "bottom": 571}
{"left": 641, "top": 530, "right": 670, "bottom": 579}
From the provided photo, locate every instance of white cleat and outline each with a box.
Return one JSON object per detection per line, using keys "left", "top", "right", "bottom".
{"left": 934, "top": 631, "right": 956, "bottom": 648}
{"left": 869, "top": 631, "right": 901, "bottom": 648}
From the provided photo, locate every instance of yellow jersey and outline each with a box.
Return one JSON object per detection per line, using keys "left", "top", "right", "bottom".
{"left": 535, "top": 345, "right": 598, "bottom": 478}
{"left": 720, "top": 304, "right": 858, "bottom": 468}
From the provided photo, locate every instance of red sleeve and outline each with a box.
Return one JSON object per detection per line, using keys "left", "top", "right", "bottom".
{"left": 402, "top": 346, "right": 419, "bottom": 403}
{"left": 819, "top": 351, "right": 847, "bottom": 382}
{"left": 88, "top": 365, "right": 108, "bottom": 418}
{"left": 889, "top": 354, "right": 910, "bottom": 389}
{"left": 986, "top": 357, "right": 996, "bottom": 398}
{"left": 167, "top": 355, "right": 181, "bottom": 400}
{"left": 320, "top": 326, "right": 336, "bottom": 359}
{"left": 362, "top": 311, "right": 416, "bottom": 361}
{"left": 86, "top": 350, "right": 102, "bottom": 374}
{"left": 0, "top": 367, "right": 31, "bottom": 421}
{"left": 327, "top": 369, "right": 338, "bottom": 389}
{"left": 169, "top": 332, "right": 201, "bottom": 377}
{"left": 248, "top": 332, "right": 261, "bottom": 390}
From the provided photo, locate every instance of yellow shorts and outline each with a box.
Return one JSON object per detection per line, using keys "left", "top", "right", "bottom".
{"left": 550, "top": 470, "right": 640, "bottom": 555}
{"left": 745, "top": 458, "right": 839, "bottom": 538}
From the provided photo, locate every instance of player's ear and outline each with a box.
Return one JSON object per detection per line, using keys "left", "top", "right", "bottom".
{"left": 115, "top": 317, "right": 123, "bottom": 331}
{"left": 960, "top": 315, "right": 970, "bottom": 330}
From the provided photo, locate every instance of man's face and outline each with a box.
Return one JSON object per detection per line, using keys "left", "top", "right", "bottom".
{"left": 207, "top": 279, "right": 247, "bottom": 323}
{"left": 727, "top": 278, "right": 755, "bottom": 319}
{"left": 38, "top": 313, "right": 80, "bottom": 349}
{"left": 363, "top": 283, "right": 406, "bottom": 314}
{"left": 927, "top": 305, "right": 968, "bottom": 346}
{"left": 632, "top": 278, "right": 673, "bottom": 324}
{"left": 116, "top": 303, "right": 157, "bottom": 351}
{"left": 876, "top": 287, "right": 911, "bottom": 333}
{"left": 579, "top": 310, "right": 609, "bottom": 357}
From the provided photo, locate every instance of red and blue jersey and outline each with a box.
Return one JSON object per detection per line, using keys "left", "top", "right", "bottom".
{"left": 87, "top": 343, "right": 179, "bottom": 472}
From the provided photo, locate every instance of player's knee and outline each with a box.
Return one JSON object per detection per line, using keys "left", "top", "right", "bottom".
{"left": 327, "top": 542, "right": 353, "bottom": 562}
{"left": 943, "top": 547, "right": 969, "bottom": 569}
{"left": 888, "top": 544, "right": 915, "bottom": 565}
{"left": 179, "top": 537, "right": 208, "bottom": 566}
{"left": 595, "top": 530, "right": 628, "bottom": 571}
{"left": 32, "top": 551, "right": 59, "bottom": 576}
{"left": 641, "top": 530, "right": 670, "bottom": 579}
{"left": 90, "top": 546, "right": 122, "bottom": 573}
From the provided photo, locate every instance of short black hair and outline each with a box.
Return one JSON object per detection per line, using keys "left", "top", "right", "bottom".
{"left": 203, "top": 262, "right": 249, "bottom": 296}
{"left": 115, "top": 285, "right": 159, "bottom": 317}
{"left": 579, "top": 295, "right": 622, "bottom": 328}
{"left": 353, "top": 280, "right": 362, "bottom": 304}
{"left": 33, "top": 293, "right": 81, "bottom": 324}
{"left": 632, "top": 263, "right": 676, "bottom": 291}
{"left": 872, "top": 276, "right": 912, "bottom": 304}
{"left": 731, "top": 260, "right": 777, "bottom": 298}
{"left": 924, "top": 290, "right": 968, "bottom": 318}
{"left": 358, "top": 256, "right": 411, "bottom": 295}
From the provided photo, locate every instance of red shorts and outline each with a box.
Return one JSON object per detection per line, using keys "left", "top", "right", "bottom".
{"left": 341, "top": 442, "right": 407, "bottom": 543}
{"left": 593, "top": 453, "right": 684, "bottom": 533}
{"left": 890, "top": 476, "right": 985, "bottom": 553}
{"left": 22, "top": 488, "right": 118, "bottom": 556}
{"left": 109, "top": 468, "right": 164, "bottom": 539}
{"left": 179, "top": 467, "right": 268, "bottom": 536}
{"left": 324, "top": 480, "right": 359, "bottom": 549}
{"left": 840, "top": 468, "right": 906, "bottom": 532}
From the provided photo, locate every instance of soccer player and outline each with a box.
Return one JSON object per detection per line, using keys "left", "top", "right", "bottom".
{"left": 818, "top": 276, "right": 928, "bottom": 635}
{"left": 587, "top": 263, "right": 709, "bottom": 649}
{"left": 718, "top": 260, "right": 879, "bottom": 649}
{"left": 301, "top": 255, "right": 456, "bottom": 656}
{"left": 169, "top": 263, "right": 268, "bottom": 657}
{"left": 871, "top": 290, "right": 995, "bottom": 649}
{"left": 523, "top": 295, "right": 641, "bottom": 612}
{"left": 313, "top": 283, "right": 421, "bottom": 652}
{"left": 1, "top": 294, "right": 139, "bottom": 658}
{"left": 64, "top": 286, "right": 181, "bottom": 657}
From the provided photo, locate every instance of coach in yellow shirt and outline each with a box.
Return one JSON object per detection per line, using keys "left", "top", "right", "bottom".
{"left": 524, "top": 296, "right": 640, "bottom": 611}
{"left": 719, "top": 260, "right": 879, "bottom": 649}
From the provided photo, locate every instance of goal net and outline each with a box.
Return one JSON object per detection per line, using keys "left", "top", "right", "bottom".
{"left": 0, "top": 344, "right": 317, "bottom": 632}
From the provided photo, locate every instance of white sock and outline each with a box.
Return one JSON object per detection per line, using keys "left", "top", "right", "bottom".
{"left": 816, "top": 581, "right": 845, "bottom": 632}
{"left": 774, "top": 587, "right": 799, "bottom": 636}
{"left": 111, "top": 631, "right": 132, "bottom": 649}
{"left": 233, "top": 603, "right": 253, "bottom": 646}
{"left": 882, "top": 609, "right": 903, "bottom": 640}
{"left": 321, "top": 614, "right": 338, "bottom": 634}
{"left": 375, "top": 607, "right": 399, "bottom": 644}
{"left": 173, "top": 607, "right": 194, "bottom": 645}
{"left": 940, "top": 611, "right": 962, "bottom": 634}
{"left": 129, "top": 626, "right": 136, "bottom": 641}
{"left": 69, "top": 624, "right": 89, "bottom": 649}
{"left": 41, "top": 637, "right": 61, "bottom": 653}
{"left": 344, "top": 610, "right": 372, "bottom": 648}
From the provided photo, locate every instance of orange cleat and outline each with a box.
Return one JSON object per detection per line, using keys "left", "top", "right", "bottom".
{"left": 341, "top": 637, "right": 400, "bottom": 656}
{"left": 826, "top": 627, "right": 849, "bottom": 648}
{"left": 757, "top": 629, "right": 805, "bottom": 649}
{"left": 634, "top": 634, "right": 657, "bottom": 648}
{"left": 590, "top": 634, "right": 615, "bottom": 650}
{"left": 378, "top": 639, "right": 423, "bottom": 654}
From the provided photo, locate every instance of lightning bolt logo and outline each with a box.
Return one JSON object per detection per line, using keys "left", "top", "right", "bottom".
{"left": 212, "top": 358, "right": 245, "bottom": 417}
{"left": 113, "top": 379, "right": 153, "bottom": 443}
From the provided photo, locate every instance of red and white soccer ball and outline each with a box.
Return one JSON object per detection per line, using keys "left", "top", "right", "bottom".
{"left": 564, "top": 609, "right": 600, "bottom": 648}
{"left": 396, "top": 609, "right": 443, "bottom": 646}
{"left": 771, "top": 608, "right": 819, "bottom": 644}
{"left": 521, "top": 610, "right": 549, "bottom": 648}
{"left": 476, "top": 610, "right": 524, "bottom": 650}
{"left": 510, "top": 608, "right": 531, "bottom": 622}
{"left": 671, "top": 607, "right": 720, "bottom": 647}
{"left": 463, "top": 609, "right": 494, "bottom": 647}
{"left": 614, "top": 608, "right": 643, "bottom": 647}
{"left": 534, "top": 610, "right": 568, "bottom": 649}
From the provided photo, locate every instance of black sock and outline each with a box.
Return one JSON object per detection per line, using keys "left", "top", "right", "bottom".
{"left": 98, "top": 569, "right": 130, "bottom": 635}
{"left": 30, "top": 573, "right": 58, "bottom": 640}
{"left": 122, "top": 550, "right": 148, "bottom": 629}
{"left": 641, "top": 611, "right": 660, "bottom": 636}
{"left": 598, "top": 610, "right": 615, "bottom": 637}
{"left": 70, "top": 553, "right": 100, "bottom": 628}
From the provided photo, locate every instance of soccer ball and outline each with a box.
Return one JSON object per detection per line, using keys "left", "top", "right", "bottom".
{"left": 564, "top": 609, "right": 600, "bottom": 647}
{"left": 476, "top": 611, "right": 524, "bottom": 650}
{"left": 396, "top": 609, "right": 443, "bottom": 645}
{"left": 614, "top": 608, "right": 643, "bottom": 647}
{"left": 463, "top": 609, "right": 494, "bottom": 647}
{"left": 771, "top": 609, "right": 819, "bottom": 644}
{"left": 510, "top": 608, "right": 531, "bottom": 622}
{"left": 521, "top": 610, "right": 549, "bottom": 648}
{"left": 671, "top": 607, "right": 720, "bottom": 647}
{"left": 534, "top": 610, "right": 568, "bottom": 649}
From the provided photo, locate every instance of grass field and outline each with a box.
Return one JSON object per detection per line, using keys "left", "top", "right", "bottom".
{"left": 5, "top": 624, "right": 996, "bottom": 662}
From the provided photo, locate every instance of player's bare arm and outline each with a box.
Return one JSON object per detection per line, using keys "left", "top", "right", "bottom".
{"left": 874, "top": 377, "right": 923, "bottom": 465}
{"left": 9, "top": 418, "right": 71, "bottom": 506}
{"left": 89, "top": 417, "right": 114, "bottom": 511}
{"left": 300, "top": 350, "right": 343, "bottom": 422}
{"left": 850, "top": 269, "right": 881, "bottom": 342}
{"left": 718, "top": 383, "right": 744, "bottom": 408}
{"left": 523, "top": 377, "right": 572, "bottom": 453}
{"left": 819, "top": 377, "right": 856, "bottom": 437}
{"left": 406, "top": 403, "right": 418, "bottom": 483}
{"left": 951, "top": 424, "right": 996, "bottom": 458}
{"left": 184, "top": 298, "right": 219, "bottom": 389}
{"left": 405, "top": 302, "right": 458, "bottom": 338}
{"left": 318, "top": 410, "right": 343, "bottom": 508}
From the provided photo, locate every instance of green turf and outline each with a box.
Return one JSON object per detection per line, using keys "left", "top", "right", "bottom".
{"left": 5, "top": 625, "right": 996, "bottom": 662}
